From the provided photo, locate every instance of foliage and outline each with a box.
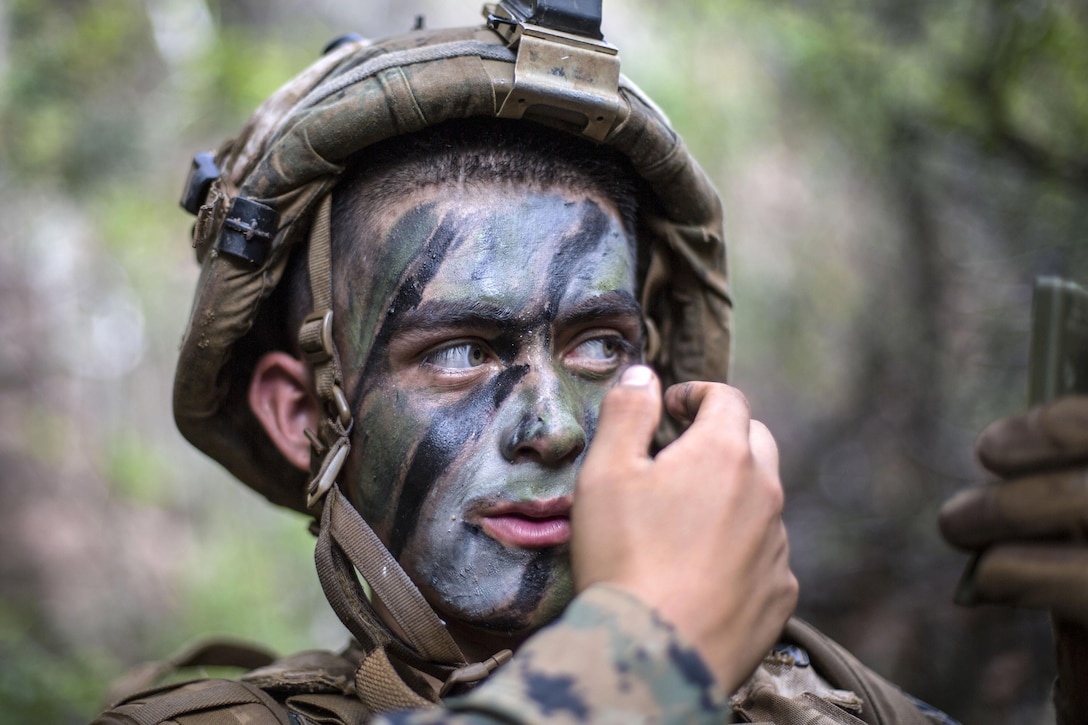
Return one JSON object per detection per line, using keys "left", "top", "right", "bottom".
{"left": 1, "top": 1, "right": 1084, "bottom": 722}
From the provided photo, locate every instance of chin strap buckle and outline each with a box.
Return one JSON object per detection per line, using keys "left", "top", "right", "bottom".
{"left": 439, "top": 649, "right": 514, "bottom": 697}
{"left": 307, "top": 436, "right": 350, "bottom": 509}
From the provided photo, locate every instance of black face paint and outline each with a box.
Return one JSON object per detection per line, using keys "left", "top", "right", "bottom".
{"left": 474, "top": 551, "right": 564, "bottom": 633}
{"left": 349, "top": 203, "right": 460, "bottom": 415}
{"left": 545, "top": 202, "right": 612, "bottom": 318}
{"left": 389, "top": 364, "right": 529, "bottom": 557}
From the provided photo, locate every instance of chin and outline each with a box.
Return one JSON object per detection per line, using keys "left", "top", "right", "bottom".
{"left": 412, "top": 541, "right": 575, "bottom": 642}
{"left": 433, "top": 583, "right": 573, "bottom": 658}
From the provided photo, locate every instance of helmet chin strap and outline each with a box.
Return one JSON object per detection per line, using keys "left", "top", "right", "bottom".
{"left": 298, "top": 195, "right": 511, "bottom": 698}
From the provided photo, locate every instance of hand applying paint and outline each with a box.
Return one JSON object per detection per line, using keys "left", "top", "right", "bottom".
{"left": 571, "top": 365, "right": 798, "bottom": 693}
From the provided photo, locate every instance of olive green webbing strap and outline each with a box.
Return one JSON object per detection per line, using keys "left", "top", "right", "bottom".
{"left": 106, "top": 680, "right": 290, "bottom": 725}
{"left": 300, "top": 194, "right": 346, "bottom": 433}
{"left": 315, "top": 487, "right": 465, "bottom": 673}
{"left": 300, "top": 196, "right": 466, "bottom": 672}
{"left": 355, "top": 647, "right": 437, "bottom": 711}
{"left": 313, "top": 495, "right": 385, "bottom": 653}
{"left": 104, "top": 640, "right": 277, "bottom": 707}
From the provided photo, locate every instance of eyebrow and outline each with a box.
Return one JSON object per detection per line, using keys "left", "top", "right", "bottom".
{"left": 385, "top": 290, "right": 643, "bottom": 349}
{"left": 553, "top": 290, "right": 643, "bottom": 329}
{"left": 386, "top": 299, "right": 518, "bottom": 338}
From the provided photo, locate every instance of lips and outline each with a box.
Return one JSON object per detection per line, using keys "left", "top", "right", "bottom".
{"left": 476, "top": 497, "right": 572, "bottom": 548}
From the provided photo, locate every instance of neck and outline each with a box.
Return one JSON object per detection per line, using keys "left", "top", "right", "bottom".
{"left": 445, "top": 620, "right": 530, "bottom": 664}
{"left": 372, "top": 591, "right": 529, "bottom": 665}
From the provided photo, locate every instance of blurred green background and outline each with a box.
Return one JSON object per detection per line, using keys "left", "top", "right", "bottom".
{"left": 1, "top": 0, "right": 1085, "bottom": 722}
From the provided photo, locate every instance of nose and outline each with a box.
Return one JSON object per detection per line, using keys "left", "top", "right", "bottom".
{"left": 500, "top": 372, "right": 587, "bottom": 466}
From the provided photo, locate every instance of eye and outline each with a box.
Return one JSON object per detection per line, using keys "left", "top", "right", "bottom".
{"left": 564, "top": 334, "right": 632, "bottom": 376}
{"left": 423, "top": 342, "right": 491, "bottom": 370}
{"left": 573, "top": 337, "right": 620, "bottom": 362}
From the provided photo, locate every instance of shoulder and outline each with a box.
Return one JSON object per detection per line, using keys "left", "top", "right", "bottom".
{"left": 92, "top": 677, "right": 294, "bottom": 725}
{"left": 93, "top": 649, "right": 368, "bottom": 725}
{"left": 763, "top": 618, "right": 959, "bottom": 725}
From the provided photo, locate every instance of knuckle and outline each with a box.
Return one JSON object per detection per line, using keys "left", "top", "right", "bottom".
{"left": 785, "top": 572, "right": 800, "bottom": 605}
{"left": 776, "top": 535, "right": 800, "bottom": 603}
{"left": 749, "top": 419, "right": 776, "bottom": 448}
{"left": 693, "top": 381, "right": 749, "bottom": 413}
{"left": 764, "top": 478, "right": 785, "bottom": 511}
{"left": 718, "top": 384, "right": 751, "bottom": 414}
{"left": 713, "top": 434, "right": 752, "bottom": 464}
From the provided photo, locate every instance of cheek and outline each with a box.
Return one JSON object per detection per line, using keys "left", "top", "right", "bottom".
{"left": 348, "top": 383, "right": 425, "bottom": 534}
{"left": 352, "top": 366, "right": 530, "bottom": 556}
{"left": 407, "top": 459, "right": 485, "bottom": 565}
{"left": 568, "top": 374, "right": 606, "bottom": 443}
{"left": 582, "top": 399, "right": 601, "bottom": 445}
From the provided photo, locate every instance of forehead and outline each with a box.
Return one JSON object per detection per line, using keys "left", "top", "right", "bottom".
{"left": 414, "top": 189, "right": 634, "bottom": 310}
{"left": 331, "top": 181, "right": 638, "bottom": 380}
{"left": 339, "top": 182, "right": 635, "bottom": 307}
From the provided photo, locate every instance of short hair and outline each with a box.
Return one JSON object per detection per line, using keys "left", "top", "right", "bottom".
{"left": 330, "top": 117, "right": 641, "bottom": 251}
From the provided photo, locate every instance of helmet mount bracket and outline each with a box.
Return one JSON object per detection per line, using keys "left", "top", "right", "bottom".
{"left": 486, "top": 1, "right": 621, "bottom": 142}
{"left": 489, "top": 0, "right": 604, "bottom": 40}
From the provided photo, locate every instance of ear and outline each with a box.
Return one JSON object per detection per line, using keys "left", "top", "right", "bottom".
{"left": 248, "top": 352, "right": 319, "bottom": 472}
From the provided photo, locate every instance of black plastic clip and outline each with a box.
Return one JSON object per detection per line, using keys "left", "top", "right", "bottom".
{"left": 180, "top": 151, "right": 221, "bottom": 215}
{"left": 494, "top": 0, "right": 604, "bottom": 41}
{"left": 217, "top": 197, "right": 278, "bottom": 266}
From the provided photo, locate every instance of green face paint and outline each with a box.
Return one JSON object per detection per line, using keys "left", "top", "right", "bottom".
{"left": 335, "top": 184, "right": 642, "bottom": 653}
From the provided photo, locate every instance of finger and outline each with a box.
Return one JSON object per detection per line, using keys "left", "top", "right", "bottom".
{"left": 584, "top": 365, "right": 662, "bottom": 466}
{"left": 663, "top": 382, "right": 751, "bottom": 439}
{"left": 939, "top": 469, "right": 1088, "bottom": 549}
{"left": 968, "top": 544, "right": 1088, "bottom": 625}
{"left": 749, "top": 419, "right": 780, "bottom": 476}
{"left": 978, "top": 396, "right": 1088, "bottom": 476}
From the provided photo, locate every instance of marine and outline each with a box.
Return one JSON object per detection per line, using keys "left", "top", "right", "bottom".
{"left": 93, "top": 3, "right": 1088, "bottom": 723}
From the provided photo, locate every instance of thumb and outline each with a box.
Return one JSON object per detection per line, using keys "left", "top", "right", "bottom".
{"left": 585, "top": 365, "right": 662, "bottom": 466}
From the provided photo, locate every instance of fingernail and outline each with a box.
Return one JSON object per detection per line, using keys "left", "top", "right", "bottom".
{"left": 620, "top": 365, "right": 653, "bottom": 387}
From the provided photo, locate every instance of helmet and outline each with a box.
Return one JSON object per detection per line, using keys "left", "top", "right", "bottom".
{"left": 172, "top": 1, "right": 731, "bottom": 690}
{"left": 175, "top": 6, "right": 731, "bottom": 516}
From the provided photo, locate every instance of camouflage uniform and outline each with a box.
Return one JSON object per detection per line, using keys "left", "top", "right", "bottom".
{"left": 97, "top": 586, "right": 952, "bottom": 724}
{"left": 94, "top": 6, "right": 957, "bottom": 724}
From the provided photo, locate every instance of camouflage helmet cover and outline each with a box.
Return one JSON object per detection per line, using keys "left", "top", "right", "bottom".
{"left": 173, "top": 15, "right": 732, "bottom": 514}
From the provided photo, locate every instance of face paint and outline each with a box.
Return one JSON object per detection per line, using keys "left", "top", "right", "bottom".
{"left": 335, "top": 184, "right": 642, "bottom": 654}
